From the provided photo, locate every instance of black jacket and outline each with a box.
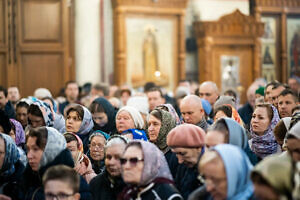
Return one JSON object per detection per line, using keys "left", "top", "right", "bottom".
{"left": 19, "top": 149, "right": 92, "bottom": 200}
{"left": 174, "top": 165, "right": 202, "bottom": 200}
{"left": 0, "top": 160, "right": 25, "bottom": 200}
{"left": 90, "top": 170, "right": 126, "bottom": 200}
{"left": 165, "top": 150, "right": 179, "bottom": 179}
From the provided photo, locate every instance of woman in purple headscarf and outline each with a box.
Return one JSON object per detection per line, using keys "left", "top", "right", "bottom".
{"left": 9, "top": 119, "right": 25, "bottom": 148}
{"left": 119, "top": 140, "right": 182, "bottom": 200}
{"left": 250, "top": 103, "right": 281, "bottom": 159}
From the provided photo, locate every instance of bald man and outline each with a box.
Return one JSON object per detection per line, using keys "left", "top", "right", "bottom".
{"left": 180, "top": 95, "right": 208, "bottom": 131}
{"left": 199, "top": 81, "right": 219, "bottom": 106}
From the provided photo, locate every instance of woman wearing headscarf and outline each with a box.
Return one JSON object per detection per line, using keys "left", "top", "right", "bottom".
{"left": 87, "top": 130, "right": 110, "bottom": 174}
{"left": 0, "top": 133, "right": 26, "bottom": 199}
{"left": 192, "top": 144, "right": 254, "bottom": 200}
{"left": 89, "top": 97, "right": 117, "bottom": 135}
{"left": 64, "top": 132, "right": 96, "bottom": 183}
{"left": 119, "top": 140, "right": 182, "bottom": 200}
{"left": 9, "top": 119, "right": 25, "bottom": 149}
{"left": 205, "top": 118, "right": 258, "bottom": 165}
{"left": 251, "top": 154, "right": 293, "bottom": 200}
{"left": 148, "top": 109, "right": 178, "bottom": 177}
{"left": 250, "top": 103, "right": 281, "bottom": 159}
{"left": 65, "top": 104, "right": 94, "bottom": 153}
{"left": 20, "top": 127, "right": 91, "bottom": 200}
{"left": 115, "top": 106, "right": 145, "bottom": 135}
{"left": 214, "top": 104, "right": 244, "bottom": 127}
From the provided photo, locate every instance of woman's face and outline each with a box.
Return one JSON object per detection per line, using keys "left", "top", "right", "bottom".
{"left": 200, "top": 157, "right": 227, "bottom": 200}
{"left": 214, "top": 111, "right": 227, "bottom": 121}
{"left": 66, "top": 140, "right": 80, "bottom": 162}
{"left": 147, "top": 115, "right": 162, "bottom": 142}
{"left": 28, "top": 113, "right": 45, "bottom": 128}
{"left": 89, "top": 136, "right": 106, "bottom": 161}
{"left": 9, "top": 129, "right": 16, "bottom": 142}
{"left": 251, "top": 107, "right": 271, "bottom": 136}
{"left": 116, "top": 111, "right": 135, "bottom": 133}
{"left": 26, "top": 136, "right": 44, "bottom": 171}
{"left": 66, "top": 111, "right": 82, "bottom": 133}
{"left": 121, "top": 146, "right": 144, "bottom": 185}
{"left": 105, "top": 144, "right": 125, "bottom": 177}
{"left": 0, "top": 137, "right": 5, "bottom": 169}
{"left": 92, "top": 112, "right": 108, "bottom": 127}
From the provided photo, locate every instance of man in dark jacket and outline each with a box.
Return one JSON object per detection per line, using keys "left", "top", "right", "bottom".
{"left": 0, "top": 86, "right": 15, "bottom": 119}
{"left": 89, "top": 136, "right": 127, "bottom": 200}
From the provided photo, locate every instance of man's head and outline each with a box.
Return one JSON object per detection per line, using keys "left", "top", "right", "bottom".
{"left": 270, "top": 83, "right": 286, "bottom": 108}
{"left": 288, "top": 76, "right": 300, "bottom": 94}
{"left": 65, "top": 81, "right": 79, "bottom": 103}
{"left": 180, "top": 95, "right": 204, "bottom": 125}
{"left": 43, "top": 165, "right": 80, "bottom": 200}
{"left": 0, "top": 86, "right": 8, "bottom": 110}
{"left": 278, "top": 89, "right": 298, "bottom": 118}
{"left": 198, "top": 81, "right": 219, "bottom": 106}
{"left": 146, "top": 87, "right": 165, "bottom": 111}
{"left": 247, "top": 83, "right": 259, "bottom": 108}
{"left": 167, "top": 124, "right": 206, "bottom": 168}
{"left": 264, "top": 81, "right": 279, "bottom": 103}
{"left": 7, "top": 87, "right": 20, "bottom": 104}
{"left": 91, "top": 83, "right": 109, "bottom": 97}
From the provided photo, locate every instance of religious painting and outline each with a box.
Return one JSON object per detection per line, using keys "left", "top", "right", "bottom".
{"left": 220, "top": 55, "right": 240, "bottom": 94}
{"left": 287, "top": 17, "right": 300, "bottom": 77}
{"left": 125, "top": 16, "right": 176, "bottom": 89}
{"left": 261, "top": 17, "right": 277, "bottom": 82}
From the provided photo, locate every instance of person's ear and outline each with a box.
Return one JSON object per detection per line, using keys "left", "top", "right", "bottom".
{"left": 74, "top": 193, "right": 80, "bottom": 200}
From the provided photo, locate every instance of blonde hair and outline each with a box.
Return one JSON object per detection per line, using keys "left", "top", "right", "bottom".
{"left": 198, "top": 150, "right": 221, "bottom": 172}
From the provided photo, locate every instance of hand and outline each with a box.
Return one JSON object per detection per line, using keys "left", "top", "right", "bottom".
{"left": 0, "top": 194, "right": 12, "bottom": 200}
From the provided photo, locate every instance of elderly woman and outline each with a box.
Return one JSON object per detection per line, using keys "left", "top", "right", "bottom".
{"left": 64, "top": 132, "right": 96, "bottom": 183}
{"left": 250, "top": 103, "right": 280, "bottom": 159}
{"left": 89, "top": 97, "right": 117, "bottom": 135}
{"left": 119, "top": 140, "right": 182, "bottom": 200}
{"left": 148, "top": 109, "right": 178, "bottom": 177}
{"left": 65, "top": 104, "right": 94, "bottom": 153}
{"left": 115, "top": 106, "right": 145, "bottom": 134}
{"left": 90, "top": 135, "right": 128, "bottom": 200}
{"left": 193, "top": 144, "right": 254, "bottom": 200}
{"left": 88, "top": 130, "right": 110, "bottom": 174}
{"left": 205, "top": 118, "right": 258, "bottom": 165}
{"left": 0, "top": 133, "right": 26, "bottom": 199}
{"left": 21, "top": 127, "right": 91, "bottom": 200}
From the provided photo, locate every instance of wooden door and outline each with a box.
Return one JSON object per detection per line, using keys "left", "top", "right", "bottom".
{"left": 11, "top": 0, "right": 74, "bottom": 97}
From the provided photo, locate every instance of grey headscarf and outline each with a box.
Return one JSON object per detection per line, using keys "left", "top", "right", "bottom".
{"left": 126, "top": 140, "right": 173, "bottom": 187}
{"left": 223, "top": 118, "right": 248, "bottom": 150}
{"left": 39, "top": 127, "right": 66, "bottom": 169}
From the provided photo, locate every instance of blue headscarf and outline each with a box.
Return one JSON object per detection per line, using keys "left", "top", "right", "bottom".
{"left": 213, "top": 144, "right": 254, "bottom": 200}
{"left": 0, "top": 133, "right": 21, "bottom": 177}
{"left": 223, "top": 118, "right": 248, "bottom": 150}
{"left": 89, "top": 130, "right": 110, "bottom": 142}
{"left": 30, "top": 97, "right": 55, "bottom": 127}
{"left": 122, "top": 129, "right": 148, "bottom": 141}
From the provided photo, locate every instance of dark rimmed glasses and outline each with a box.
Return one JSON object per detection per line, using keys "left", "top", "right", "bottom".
{"left": 120, "top": 157, "right": 144, "bottom": 166}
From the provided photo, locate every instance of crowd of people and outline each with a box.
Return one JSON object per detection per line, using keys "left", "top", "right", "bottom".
{"left": 0, "top": 77, "right": 299, "bottom": 200}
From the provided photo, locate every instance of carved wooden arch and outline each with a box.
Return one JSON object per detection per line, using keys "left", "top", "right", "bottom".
{"left": 194, "top": 10, "right": 264, "bottom": 103}
{"left": 112, "top": 0, "right": 188, "bottom": 89}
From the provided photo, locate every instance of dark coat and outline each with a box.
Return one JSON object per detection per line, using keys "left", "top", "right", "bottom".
{"left": 4, "top": 101, "right": 16, "bottom": 119}
{"left": 238, "top": 102, "right": 253, "bottom": 130}
{"left": 174, "top": 165, "right": 202, "bottom": 200}
{"left": 119, "top": 179, "right": 183, "bottom": 200}
{"left": 90, "top": 170, "right": 126, "bottom": 200}
{"left": 1, "top": 160, "right": 25, "bottom": 200}
{"left": 20, "top": 149, "right": 92, "bottom": 200}
{"left": 164, "top": 149, "right": 179, "bottom": 179}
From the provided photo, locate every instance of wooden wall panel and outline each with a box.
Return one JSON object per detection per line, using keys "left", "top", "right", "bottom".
{"left": 0, "top": 53, "right": 7, "bottom": 86}
{"left": 21, "top": 0, "right": 62, "bottom": 43}
{"left": 20, "top": 53, "right": 64, "bottom": 96}
{"left": 0, "top": 0, "right": 5, "bottom": 45}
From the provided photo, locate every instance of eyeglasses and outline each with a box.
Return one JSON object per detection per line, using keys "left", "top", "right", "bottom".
{"left": 45, "top": 192, "right": 74, "bottom": 200}
{"left": 198, "top": 174, "right": 226, "bottom": 187}
{"left": 120, "top": 157, "right": 144, "bottom": 166}
{"left": 90, "top": 143, "right": 104, "bottom": 150}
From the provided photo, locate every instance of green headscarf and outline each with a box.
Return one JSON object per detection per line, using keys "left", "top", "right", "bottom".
{"left": 150, "top": 109, "right": 176, "bottom": 153}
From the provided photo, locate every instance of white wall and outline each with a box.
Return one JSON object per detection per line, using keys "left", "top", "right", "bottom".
{"left": 75, "top": 0, "right": 101, "bottom": 85}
